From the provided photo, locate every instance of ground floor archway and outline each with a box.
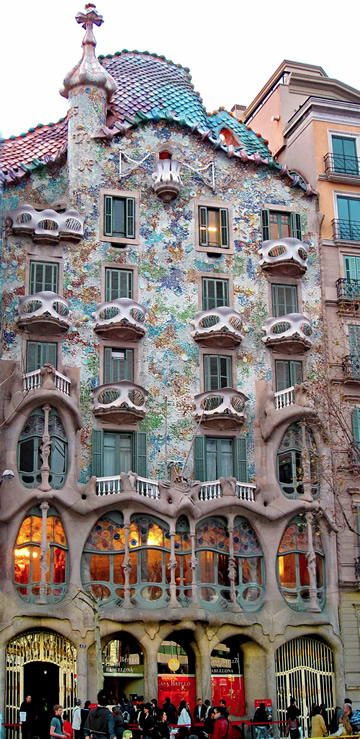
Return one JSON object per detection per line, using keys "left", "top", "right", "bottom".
{"left": 103, "top": 632, "right": 144, "bottom": 701}
{"left": 211, "top": 637, "right": 245, "bottom": 716}
{"left": 157, "top": 631, "right": 196, "bottom": 710}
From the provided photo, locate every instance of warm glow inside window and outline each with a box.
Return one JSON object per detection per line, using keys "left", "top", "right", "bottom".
{"left": 277, "top": 516, "right": 325, "bottom": 611}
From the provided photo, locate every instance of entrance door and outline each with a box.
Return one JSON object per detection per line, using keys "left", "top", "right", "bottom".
{"left": 24, "top": 662, "right": 59, "bottom": 739}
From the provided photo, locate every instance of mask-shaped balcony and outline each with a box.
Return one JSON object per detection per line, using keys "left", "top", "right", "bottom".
{"left": 93, "top": 298, "right": 146, "bottom": 342}
{"left": 152, "top": 157, "right": 182, "bottom": 202}
{"left": 91, "top": 381, "right": 148, "bottom": 424}
{"left": 17, "top": 292, "right": 71, "bottom": 334}
{"left": 262, "top": 313, "right": 312, "bottom": 353}
{"left": 259, "top": 238, "right": 308, "bottom": 277}
{"left": 5, "top": 203, "right": 84, "bottom": 243}
{"left": 193, "top": 388, "right": 248, "bottom": 430}
{"left": 191, "top": 306, "right": 243, "bottom": 348}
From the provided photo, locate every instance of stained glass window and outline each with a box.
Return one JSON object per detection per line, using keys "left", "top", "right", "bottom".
{"left": 82, "top": 513, "right": 125, "bottom": 603}
{"left": 277, "top": 422, "right": 319, "bottom": 498}
{"left": 277, "top": 516, "right": 325, "bottom": 611}
{"left": 233, "top": 516, "right": 264, "bottom": 608}
{"left": 18, "top": 407, "right": 67, "bottom": 489}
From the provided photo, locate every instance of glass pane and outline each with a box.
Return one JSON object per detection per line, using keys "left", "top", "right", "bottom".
{"left": 206, "top": 438, "right": 217, "bottom": 480}
{"left": 298, "top": 553, "right": 310, "bottom": 587}
{"left": 199, "top": 550, "right": 214, "bottom": 583}
{"left": 220, "top": 438, "right": 233, "bottom": 477}
{"left": 53, "top": 547, "right": 66, "bottom": 584}
{"left": 278, "top": 553, "right": 296, "bottom": 588}
{"left": 208, "top": 209, "right": 220, "bottom": 246}
{"left": 19, "top": 438, "right": 35, "bottom": 473}
{"left": 113, "top": 554, "right": 125, "bottom": 584}
{"left": 90, "top": 554, "right": 110, "bottom": 582}
{"left": 16, "top": 517, "right": 32, "bottom": 545}
{"left": 217, "top": 553, "right": 229, "bottom": 586}
{"left": 112, "top": 198, "right": 126, "bottom": 237}
{"left": 104, "top": 433, "right": 116, "bottom": 477}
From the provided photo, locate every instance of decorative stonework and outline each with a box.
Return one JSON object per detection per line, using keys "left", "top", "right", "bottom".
{"left": 91, "top": 381, "right": 148, "bottom": 424}
{"left": 193, "top": 388, "right": 248, "bottom": 429}
{"left": 259, "top": 237, "right": 308, "bottom": 276}
{"left": 191, "top": 306, "right": 243, "bottom": 347}
{"left": 6, "top": 204, "right": 84, "bottom": 242}
{"left": 93, "top": 298, "right": 146, "bottom": 341}
{"left": 262, "top": 313, "right": 312, "bottom": 353}
{"left": 17, "top": 292, "right": 71, "bottom": 334}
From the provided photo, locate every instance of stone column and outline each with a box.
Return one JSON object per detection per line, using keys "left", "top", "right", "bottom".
{"left": 144, "top": 643, "right": 159, "bottom": 701}
{"left": 39, "top": 404, "right": 52, "bottom": 492}
{"left": 190, "top": 531, "right": 200, "bottom": 606}
{"left": 306, "top": 512, "right": 321, "bottom": 612}
{"left": 169, "top": 524, "right": 179, "bottom": 608}
{"left": 37, "top": 500, "right": 50, "bottom": 604}
{"left": 122, "top": 520, "right": 132, "bottom": 609}
{"left": 227, "top": 517, "right": 240, "bottom": 612}
{"left": 76, "top": 645, "right": 89, "bottom": 701}
{"left": 196, "top": 638, "right": 212, "bottom": 703}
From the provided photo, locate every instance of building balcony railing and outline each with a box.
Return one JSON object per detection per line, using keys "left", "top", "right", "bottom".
{"left": 5, "top": 203, "right": 84, "bottom": 242}
{"left": 191, "top": 306, "right": 243, "bottom": 348}
{"left": 324, "top": 152, "right": 360, "bottom": 177}
{"left": 336, "top": 278, "right": 360, "bottom": 302}
{"left": 262, "top": 313, "right": 312, "bottom": 353}
{"left": 342, "top": 354, "right": 360, "bottom": 382}
{"left": 96, "top": 475, "right": 159, "bottom": 497}
{"left": 91, "top": 381, "right": 148, "bottom": 424}
{"left": 259, "top": 237, "right": 308, "bottom": 277}
{"left": 17, "top": 291, "right": 71, "bottom": 333}
{"left": 93, "top": 298, "right": 146, "bottom": 341}
{"left": 332, "top": 219, "right": 360, "bottom": 242}
{"left": 199, "top": 479, "right": 256, "bottom": 502}
{"left": 274, "top": 385, "right": 295, "bottom": 409}
{"left": 193, "top": 387, "right": 248, "bottom": 430}
{"left": 22, "top": 367, "right": 71, "bottom": 396}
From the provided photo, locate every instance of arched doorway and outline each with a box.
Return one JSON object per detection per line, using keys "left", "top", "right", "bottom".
{"left": 103, "top": 633, "right": 144, "bottom": 702}
{"left": 6, "top": 630, "right": 76, "bottom": 739}
{"left": 275, "top": 636, "right": 335, "bottom": 734}
{"left": 211, "top": 638, "right": 245, "bottom": 716}
{"left": 157, "top": 633, "right": 196, "bottom": 712}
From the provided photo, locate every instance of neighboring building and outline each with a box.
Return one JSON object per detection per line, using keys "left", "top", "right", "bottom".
{"left": 0, "top": 11, "right": 342, "bottom": 734}
{"left": 243, "top": 60, "right": 360, "bottom": 705}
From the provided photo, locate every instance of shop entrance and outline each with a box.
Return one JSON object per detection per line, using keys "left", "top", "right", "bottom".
{"left": 103, "top": 633, "right": 144, "bottom": 702}
{"left": 157, "top": 632, "right": 196, "bottom": 713}
{"left": 211, "top": 637, "right": 245, "bottom": 716}
{"left": 23, "top": 662, "right": 59, "bottom": 738}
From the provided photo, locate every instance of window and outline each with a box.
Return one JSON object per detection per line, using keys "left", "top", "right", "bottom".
{"left": 14, "top": 507, "right": 68, "bottom": 603}
{"left": 26, "top": 341, "right": 57, "bottom": 372}
{"left": 174, "top": 516, "right": 192, "bottom": 605}
{"left": 272, "top": 284, "right": 298, "bottom": 317}
{"left": 343, "top": 256, "right": 360, "bottom": 299}
{"left": 262, "top": 210, "right": 302, "bottom": 241}
{"left": 337, "top": 196, "right": 360, "bottom": 240}
{"left": 128, "top": 515, "right": 171, "bottom": 603}
{"left": 18, "top": 407, "right": 67, "bottom": 489}
{"left": 277, "top": 516, "right": 325, "bottom": 611}
{"left": 82, "top": 513, "right": 125, "bottom": 602}
{"left": 104, "top": 347, "right": 134, "bottom": 384}
{"left": 92, "top": 429, "right": 147, "bottom": 478}
{"left": 202, "top": 277, "right": 229, "bottom": 310}
{"left": 332, "top": 136, "right": 358, "bottom": 175}
{"left": 195, "top": 200, "right": 233, "bottom": 254}
{"left": 349, "top": 326, "right": 360, "bottom": 377}
{"left": 30, "top": 261, "right": 59, "bottom": 294}
{"left": 204, "top": 354, "right": 232, "bottom": 390}
{"left": 277, "top": 422, "right": 319, "bottom": 499}
{"left": 196, "top": 517, "right": 230, "bottom": 605}
{"left": 275, "top": 360, "right": 303, "bottom": 391}
{"left": 105, "top": 268, "right": 133, "bottom": 301}
{"left": 233, "top": 516, "right": 265, "bottom": 608}
{"left": 194, "top": 436, "right": 247, "bottom": 482}
{"left": 101, "top": 190, "right": 139, "bottom": 245}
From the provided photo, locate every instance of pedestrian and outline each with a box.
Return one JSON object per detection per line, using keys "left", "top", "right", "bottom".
{"left": 193, "top": 700, "right": 206, "bottom": 724}
{"left": 178, "top": 700, "right": 191, "bottom": 739}
{"left": 20, "top": 695, "right": 37, "bottom": 739}
{"left": 204, "top": 708, "right": 216, "bottom": 739}
{"left": 162, "top": 699, "right": 177, "bottom": 726}
{"left": 140, "top": 703, "right": 154, "bottom": 739}
{"left": 72, "top": 700, "right": 82, "bottom": 739}
{"left": 212, "top": 708, "right": 231, "bottom": 739}
{"left": 310, "top": 705, "right": 328, "bottom": 738}
{"left": 328, "top": 713, "right": 352, "bottom": 737}
{"left": 253, "top": 703, "right": 269, "bottom": 739}
{"left": 84, "top": 691, "right": 116, "bottom": 739}
{"left": 81, "top": 702, "right": 91, "bottom": 739}
{"left": 113, "top": 707, "right": 125, "bottom": 739}
{"left": 220, "top": 702, "right": 229, "bottom": 720}
{"left": 204, "top": 703, "right": 211, "bottom": 720}
{"left": 50, "top": 705, "right": 71, "bottom": 739}
{"left": 285, "top": 698, "right": 301, "bottom": 739}
{"left": 64, "top": 712, "right": 74, "bottom": 739}
{"left": 151, "top": 701, "right": 161, "bottom": 721}
{"left": 156, "top": 712, "right": 170, "bottom": 739}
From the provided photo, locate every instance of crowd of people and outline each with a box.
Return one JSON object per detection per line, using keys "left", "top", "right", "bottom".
{"left": 283, "top": 696, "right": 360, "bottom": 739}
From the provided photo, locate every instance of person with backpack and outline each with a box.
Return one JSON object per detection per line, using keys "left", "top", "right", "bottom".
{"left": 285, "top": 698, "right": 301, "bottom": 739}
{"left": 84, "top": 691, "right": 116, "bottom": 739}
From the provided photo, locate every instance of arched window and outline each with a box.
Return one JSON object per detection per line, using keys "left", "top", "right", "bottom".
{"left": 277, "top": 422, "right": 319, "bottom": 498}
{"left": 233, "top": 516, "right": 264, "bottom": 609}
{"left": 277, "top": 516, "right": 325, "bottom": 611}
{"left": 196, "top": 517, "right": 230, "bottom": 607}
{"left": 18, "top": 407, "right": 67, "bottom": 489}
{"left": 129, "top": 515, "right": 171, "bottom": 606}
{"left": 14, "top": 507, "right": 68, "bottom": 602}
{"left": 174, "top": 516, "right": 192, "bottom": 606}
{"left": 82, "top": 512, "right": 125, "bottom": 603}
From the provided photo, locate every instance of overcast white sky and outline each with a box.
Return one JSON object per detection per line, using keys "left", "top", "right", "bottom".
{"left": 1, "top": 0, "right": 359, "bottom": 140}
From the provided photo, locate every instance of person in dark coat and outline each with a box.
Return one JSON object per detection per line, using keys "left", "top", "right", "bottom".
{"left": 20, "top": 695, "right": 37, "bottom": 739}
{"left": 162, "top": 700, "right": 177, "bottom": 727}
{"left": 139, "top": 704, "right": 154, "bottom": 739}
{"left": 112, "top": 707, "right": 124, "bottom": 739}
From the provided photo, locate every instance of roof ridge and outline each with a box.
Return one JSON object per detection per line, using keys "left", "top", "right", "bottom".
{"left": 99, "top": 48, "right": 192, "bottom": 76}
{"left": 0, "top": 116, "right": 68, "bottom": 145}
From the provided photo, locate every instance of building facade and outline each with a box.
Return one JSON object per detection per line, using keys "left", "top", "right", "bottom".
{"left": 243, "top": 60, "right": 360, "bottom": 705}
{"left": 0, "top": 12, "right": 344, "bottom": 734}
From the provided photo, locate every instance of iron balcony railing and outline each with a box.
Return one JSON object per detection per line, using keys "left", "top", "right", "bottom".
{"left": 343, "top": 354, "right": 360, "bottom": 380}
{"left": 332, "top": 219, "right": 360, "bottom": 241}
{"left": 324, "top": 152, "right": 360, "bottom": 176}
{"left": 336, "top": 278, "right": 360, "bottom": 301}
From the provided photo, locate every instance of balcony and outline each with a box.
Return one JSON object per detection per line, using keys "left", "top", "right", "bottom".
{"left": 91, "top": 381, "right": 148, "bottom": 424}
{"left": 333, "top": 219, "right": 360, "bottom": 242}
{"left": 199, "top": 479, "right": 256, "bottom": 502}
{"left": 324, "top": 153, "right": 360, "bottom": 183}
{"left": 193, "top": 387, "right": 248, "bottom": 430}
{"left": 97, "top": 474, "right": 159, "bottom": 497}
{"left": 191, "top": 306, "right": 243, "bottom": 348}
{"left": 274, "top": 385, "right": 295, "bottom": 409}
{"left": 259, "top": 237, "right": 308, "bottom": 277}
{"left": 152, "top": 157, "right": 182, "bottom": 202}
{"left": 5, "top": 203, "right": 84, "bottom": 242}
{"left": 262, "top": 313, "right": 312, "bottom": 353}
{"left": 93, "top": 298, "right": 146, "bottom": 341}
{"left": 343, "top": 355, "right": 360, "bottom": 383}
{"left": 22, "top": 366, "right": 71, "bottom": 396}
{"left": 336, "top": 278, "right": 360, "bottom": 304}
{"left": 17, "top": 292, "right": 71, "bottom": 334}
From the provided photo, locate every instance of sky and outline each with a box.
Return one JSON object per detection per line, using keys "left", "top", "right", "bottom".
{"left": 1, "top": 0, "right": 360, "bottom": 140}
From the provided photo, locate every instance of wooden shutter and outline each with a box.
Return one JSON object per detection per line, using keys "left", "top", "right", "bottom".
{"left": 261, "top": 209, "right": 270, "bottom": 240}
{"left": 194, "top": 436, "right": 206, "bottom": 481}
{"left": 133, "top": 432, "right": 147, "bottom": 477}
{"left": 290, "top": 212, "right": 302, "bottom": 240}
{"left": 199, "top": 206, "right": 208, "bottom": 246}
{"left": 104, "top": 195, "right": 113, "bottom": 236}
{"left": 220, "top": 208, "right": 229, "bottom": 247}
{"left": 45, "top": 342, "right": 57, "bottom": 368}
{"left": 275, "top": 360, "right": 290, "bottom": 392}
{"left": 26, "top": 342, "right": 38, "bottom": 373}
{"left": 104, "top": 347, "right": 113, "bottom": 384}
{"left": 290, "top": 361, "right": 303, "bottom": 387}
{"left": 234, "top": 437, "right": 248, "bottom": 482}
{"left": 26, "top": 342, "right": 57, "bottom": 372}
{"left": 352, "top": 410, "right": 360, "bottom": 444}
{"left": 349, "top": 325, "right": 360, "bottom": 357}
{"left": 92, "top": 429, "right": 104, "bottom": 477}
{"left": 126, "top": 197, "right": 135, "bottom": 238}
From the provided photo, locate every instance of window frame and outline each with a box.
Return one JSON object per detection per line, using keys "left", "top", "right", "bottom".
{"left": 17, "top": 407, "right": 68, "bottom": 489}
{"left": 100, "top": 339, "right": 138, "bottom": 385}
{"left": 26, "top": 340, "right": 58, "bottom": 372}
{"left": 194, "top": 198, "right": 234, "bottom": 255}
{"left": 92, "top": 429, "right": 147, "bottom": 478}
{"left": 201, "top": 276, "right": 230, "bottom": 310}
{"left": 334, "top": 192, "right": 360, "bottom": 241}
{"left": 274, "top": 359, "right": 303, "bottom": 392}
{"left": 277, "top": 516, "right": 325, "bottom": 612}
{"left": 194, "top": 434, "right": 248, "bottom": 483}
{"left": 199, "top": 347, "right": 236, "bottom": 392}
{"left": 25, "top": 255, "right": 63, "bottom": 297}
{"left": 261, "top": 206, "right": 302, "bottom": 241}
{"left": 331, "top": 135, "right": 359, "bottom": 175}
{"left": 100, "top": 189, "right": 140, "bottom": 246}
{"left": 103, "top": 346, "right": 135, "bottom": 384}
{"left": 197, "top": 271, "right": 233, "bottom": 309}
{"left": 101, "top": 263, "right": 138, "bottom": 302}
{"left": 268, "top": 279, "right": 301, "bottom": 318}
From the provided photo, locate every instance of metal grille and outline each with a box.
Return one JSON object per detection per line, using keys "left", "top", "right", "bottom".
{"left": 275, "top": 637, "right": 335, "bottom": 736}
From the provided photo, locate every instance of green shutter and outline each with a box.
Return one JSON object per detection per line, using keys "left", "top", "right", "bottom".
{"left": 290, "top": 361, "right": 303, "bottom": 386}
{"left": 26, "top": 342, "right": 57, "bottom": 372}
{"left": 199, "top": 206, "right": 208, "bottom": 246}
{"left": 194, "top": 436, "right": 206, "bottom": 481}
{"left": 92, "top": 429, "right": 104, "bottom": 477}
{"left": 126, "top": 197, "right": 135, "bottom": 239}
{"left": 275, "top": 361, "right": 289, "bottom": 392}
{"left": 352, "top": 410, "right": 360, "bottom": 444}
{"left": 261, "top": 209, "right": 270, "bottom": 240}
{"left": 290, "top": 212, "right": 302, "bottom": 240}
{"left": 104, "top": 347, "right": 112, "bottom": 383}
{"left": 220, "top": 208, "right": 229, "bottom": 247}
{"left": 30, "top": 262, "right": 58, "bottom": 293}
{"left": 133, "top": 432, "right": 147, "bottom": 477}
{"left": 46, "top": 343, "right": 57, "bottom": 368}
{"left": 104, "top": 195, "right": 113, "bottom": 236}
{"left": 234, "top": 437, "right": 248, "bottom": 482}
{"left": 26, "top": 342, "right": 37, "bottom": 373}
